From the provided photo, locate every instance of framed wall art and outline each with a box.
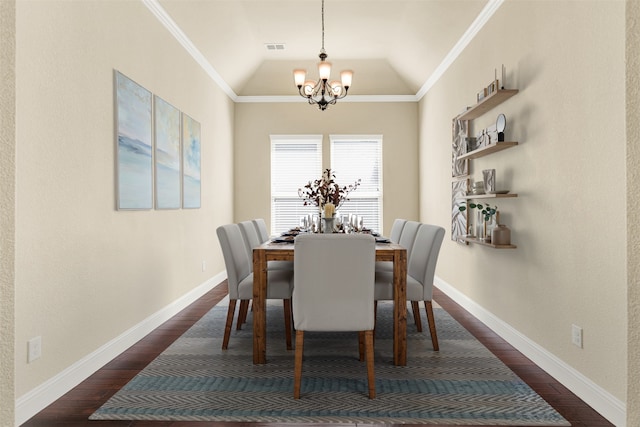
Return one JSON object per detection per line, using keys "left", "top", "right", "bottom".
{"left": 154, "top": 96, "right": 181, "bottom": 209}
{"left": 451, "top": 178, "right": 469, "bottom": 243}
{"left": 115, "top": 71, "right": 153, "bottom": 210}
{"left": 182, "top": 113, "right": 201, "bottom": 209}
{"left": 452, "top": 118, "right": 468, "bottom": 177}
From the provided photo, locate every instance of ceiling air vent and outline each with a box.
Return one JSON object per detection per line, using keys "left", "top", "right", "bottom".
{"left": 264, "top": 43, "right": 286, "bottom": 51}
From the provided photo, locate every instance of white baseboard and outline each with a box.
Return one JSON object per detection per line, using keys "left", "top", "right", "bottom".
{"left": 434, "top": 276, "right": 626, "bottom": 427}
{"left": 15, "top": 271, "right": 226, "bottom": 427}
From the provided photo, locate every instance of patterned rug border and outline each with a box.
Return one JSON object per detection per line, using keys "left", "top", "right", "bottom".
{"left": 90, "top": 300, "right": 570, "bottom": 425}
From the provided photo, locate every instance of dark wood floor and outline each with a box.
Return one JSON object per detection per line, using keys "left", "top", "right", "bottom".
{"left": 21, "top": 282, "right": 614, "bottom": 427}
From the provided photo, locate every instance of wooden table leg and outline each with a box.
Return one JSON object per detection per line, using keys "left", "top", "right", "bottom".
{"left": 253, "top": 248, "right": 267, "bottom": 364}
{"left": 393, "top": 248, "right": 407, "bottom": 366}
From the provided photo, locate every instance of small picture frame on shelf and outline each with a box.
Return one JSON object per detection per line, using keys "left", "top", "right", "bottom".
{"left": 486, "top": 79, "right": 498, "bottom": 96}
{"left": 477, "top": 88, "right": 487, "bottom": 102}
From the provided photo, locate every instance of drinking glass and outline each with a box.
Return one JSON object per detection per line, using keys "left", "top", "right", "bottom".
{"left": 341, "top": 214, "right": 350, "bottom": 233}
{"left": 311, "top": 214, "right": 320, "bottom": 233}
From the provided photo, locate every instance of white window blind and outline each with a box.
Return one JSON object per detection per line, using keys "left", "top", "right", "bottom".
{"left": 270, "top": 135, "right": 322, "bottom": 234}
{"left": 330, "top": 135, "right": 383, "bottom": 233}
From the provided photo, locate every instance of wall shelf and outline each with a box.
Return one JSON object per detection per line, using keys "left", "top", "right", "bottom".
{"left": 450, "top": 85, "right": 519, "bottom": 248}
{"left": 456, "top": 89, "right": 519, "bottom": 121}
{"left": 462, "top": 237, "right": 517, "bottom": 249}
{"left": 458, "top": 141, "right": 518, "bottom": 161}
{"left": 463, "top": 193, "right": 518, "bottom": 200}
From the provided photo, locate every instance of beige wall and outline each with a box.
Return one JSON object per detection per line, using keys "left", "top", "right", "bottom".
{"left": 1, "top": 1, "right": 16, "bottom": 425}
{"left": 7, "top": 0, "right": 634, "bottom": 425}
{"left": 627, "top": 0, "right": 640, "bottom": 423}
{"left": 14, "top": 0, "right": 234, "bottom": 400}
{"left": 233, "top": 102, "right": 419, "bottom": 235}
{"left": 420, "top": 0, "right": 626, "bottom": 406}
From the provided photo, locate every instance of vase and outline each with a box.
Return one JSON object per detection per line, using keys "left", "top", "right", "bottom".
{"left": 322, "top": 216, "right": 336, "bottom": 233}
{"left": 491, "top": 223, "right": 511, "bottom": 245}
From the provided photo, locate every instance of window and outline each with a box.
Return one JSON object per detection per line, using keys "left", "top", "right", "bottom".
{"left": 270, "top": 135, "right": 322, "bottom": 234}
{"left": 330, "top": 135, "right": 383, "bottom": 232}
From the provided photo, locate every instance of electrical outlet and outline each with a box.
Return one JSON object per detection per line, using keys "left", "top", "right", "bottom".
{"left": 202, "top": 260, "right": 206, "bottom": 272}
{"left": 28, "top": 336, "right": 42, "bottom": 363}
{"left": 571, "top": 324, "right": 583, "bottom": 348}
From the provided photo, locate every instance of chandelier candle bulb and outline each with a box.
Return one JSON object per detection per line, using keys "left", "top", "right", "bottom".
{"left": 293, "top": 69, "right": 306, "bottom": 86}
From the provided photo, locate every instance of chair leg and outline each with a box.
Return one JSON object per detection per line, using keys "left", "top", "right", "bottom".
{"left": 364, "top": 330, "right": 376, "bottom": 399}
{"left": 425, "top": 300, "right": 439, "bottom": 351}
{"left": 358, "top": 331, "right": 365, "bottom": 361}
{"left": 237, "top": 300, "right": 249, "bottom": 330}
{"left": 373, "top": 301, "right": 378, "bottom": 334}
{"left": 411, "top": 301, "right": 423, "bottom": 332}
{"left": 294, "top": 330, "right": 304, "bottom": 399}
{"left": 283, "top": 299, "right": 293, "bottom": 350}
{"left": 222, "top": 299, "right": 237, "bottom": 350}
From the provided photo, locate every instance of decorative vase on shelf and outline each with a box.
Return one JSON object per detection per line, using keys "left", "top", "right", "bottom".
{"left": 491, "top": 224, "right": 511, "bottom": 245}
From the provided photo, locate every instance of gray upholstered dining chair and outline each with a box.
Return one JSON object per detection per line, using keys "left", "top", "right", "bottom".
{"left": 252, "top": 218, "right": 270, "bottom": 243}
{"left": 216, "top": 223, "right": 293, "bottom": 350}
{"left": 292, "top": 234, "right": 377, "bottom": 399}
{"left": 245, "top": 219, "right": 293, "bottom": 271}
{"left": 375, "top": 218, "right": 407, "bottom": 273}
{"left": 376, "top": 219, "right": 420, "bottom": 273}
{"left": 374, "top": 223, "right": 445, "bottom": 350}
{"left": 389, "top": 218, "right": 407, "bottom": 243}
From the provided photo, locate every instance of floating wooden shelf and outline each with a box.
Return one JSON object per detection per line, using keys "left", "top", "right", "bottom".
{"left": 457, "top": 89, "right": 519, "bottom": 121}
{"left": 462, "top": 237, "right": 517, "bottom": 249}
{"left": 463, "top": 193, "right": 518, "bottom": 200}
{"left": 458, "top": 141, "right": 518, "bottom": 161}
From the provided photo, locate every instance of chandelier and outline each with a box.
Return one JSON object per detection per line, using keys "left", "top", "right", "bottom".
{"left": 293, "top": 0, "right": 353, "bottom": 111}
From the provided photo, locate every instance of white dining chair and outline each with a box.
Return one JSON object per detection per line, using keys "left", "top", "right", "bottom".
{"left": 216, "top": 223, "right": 293, "bottom": 350}
{"left": 374, "top": 223, "right": 445, "bottom": 350}
{"left": 293, "top": 233, "right": 377, "bottom": 399}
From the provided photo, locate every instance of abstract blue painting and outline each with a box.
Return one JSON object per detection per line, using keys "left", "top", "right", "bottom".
{"left": 154, "top": 96, "right": 181, "bottom": 209}
{"left": 182, "top": 114, "right": 201, "bottom": 209}
{"left": 116, "top": 71, "right": 153, "bottom": 210}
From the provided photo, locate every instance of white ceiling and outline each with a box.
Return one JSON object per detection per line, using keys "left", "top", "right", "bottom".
{"left": 151, "top": 0, "right": 496, "bottom": 99}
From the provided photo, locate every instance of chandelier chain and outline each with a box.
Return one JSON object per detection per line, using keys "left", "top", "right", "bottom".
{"left": 321, "top": 0, "right": 325, "bottom": 52}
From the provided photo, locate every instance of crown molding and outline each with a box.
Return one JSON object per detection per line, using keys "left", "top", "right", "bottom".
{"left": 235, "top": 94, "right": 419, "bottom": 104}
{"left": 415, "top": 0, "right": 504, "bottom": 100}
{"left": 143, "top": 0, "right": 503, "bottom": 104}
{"left": 141, "top": 0, "right": 238, "bottom": 102}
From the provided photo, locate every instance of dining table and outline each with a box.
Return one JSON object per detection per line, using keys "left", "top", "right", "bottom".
{"left": 252, "top": 236, "right": 408, "bottom": 366}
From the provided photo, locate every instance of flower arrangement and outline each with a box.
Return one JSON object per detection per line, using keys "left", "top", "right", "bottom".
{"left": 298, "top": 168, "right": 361, "bottom": 211}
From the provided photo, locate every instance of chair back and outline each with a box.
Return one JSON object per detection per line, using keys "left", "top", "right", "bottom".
{"left": 398, "top": 220, "right": 421, "bottom": 259}
{"left": 216, "top": 223, "right": 251, "bottom": 300}
{"left": 389, "top": 219, "right": 407, "bottom": 243}
{"left": 293, "top": 234, "right": 376, "bottom": 332}
{"left": 407, "top": 224, "right": 445, "bottom": 300}
{"left": 252, "top": 218, "right": 270, "bottom": 243}
{"left": 239, "top": 220, "right": 262, "bottom": 268}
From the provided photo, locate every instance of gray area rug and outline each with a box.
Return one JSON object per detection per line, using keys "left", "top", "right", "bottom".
{"left": 90, "top": 299, "right": 570, "bottom": 425}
